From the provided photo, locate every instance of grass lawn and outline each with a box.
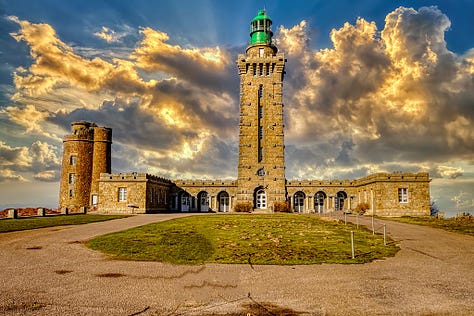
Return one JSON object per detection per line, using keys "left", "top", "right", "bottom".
{"left": 0, "top": 214, "right": 130, "bottom": 233}
{"left": 87, "top": 214, "right": 398, "bottom": 265}
{"left": 382, "top": 216, "right": 474, "bottom": 237}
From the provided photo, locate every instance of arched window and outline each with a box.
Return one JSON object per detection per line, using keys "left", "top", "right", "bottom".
{"left": 294, "top": 191, "right": 305, "bottom": 212}
{"left": 314, "top": 191, "right": 326, "bottom": 213}
{"left": 256, "top": 189, "right": 266, "bottom": 209}
{"left": 198, "top": 191, "right": 209, "bottom": 212}
{"left": 335, "top": 191, "right": 347, "bottom": 211}
{"left": 218, "top": 191, "right": 230, "bottom": 212}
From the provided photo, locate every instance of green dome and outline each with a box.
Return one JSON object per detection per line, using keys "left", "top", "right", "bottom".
{"left": 250, "top": 9, "right": 273, "bottom": 45}
{"left": 252, "top": 10, "right": 272, "bottom": 22}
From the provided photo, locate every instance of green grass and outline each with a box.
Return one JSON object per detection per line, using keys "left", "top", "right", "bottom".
{"left": 0, "top": 214, "right": 130, "bottom": 233}
{"left": 382, "top": 216, "right": 474, "bottom": 236}
{"left": 87, "top": 214, "right": 398, "bottom": 265}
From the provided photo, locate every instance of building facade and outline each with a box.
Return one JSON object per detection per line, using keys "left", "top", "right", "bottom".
{"left": 58, "top": 10, "right": 430, "bottom": 217}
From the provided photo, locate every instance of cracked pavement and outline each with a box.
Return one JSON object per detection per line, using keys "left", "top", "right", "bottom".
{"left": 0, "top": 213, "right": 473, "bottom": 315}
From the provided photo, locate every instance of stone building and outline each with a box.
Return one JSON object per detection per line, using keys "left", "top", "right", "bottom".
{"left": 58, "top": 10, "right": 431, "bottom": 216}
{"left": 59, "top": 121, "right": 111, "bottom": 211}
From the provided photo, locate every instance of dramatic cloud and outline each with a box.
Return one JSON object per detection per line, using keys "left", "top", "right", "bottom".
{"left": 0, "top": 141, "right": 60, "bottom": 182}
{"left": 276, "top": 6, "right": 474, "bottom": 181}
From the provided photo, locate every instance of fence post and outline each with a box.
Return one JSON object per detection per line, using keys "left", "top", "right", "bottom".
{"left": 37, "top": 208, "right": 46, "bottom": 217}
{"left": 8, "top": 209, "right": 18, "bottom": 219}
{"left": 351, "top": 231, "right": 355, "bottom": 259}
{"left": 371, "top": 216, "right": 375, "bottom": 235}
{"left": 383, "top": 224, "right": 387, "bottom": 246}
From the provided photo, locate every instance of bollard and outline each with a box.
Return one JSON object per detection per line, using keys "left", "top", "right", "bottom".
{"left": 371, "top": 216, "right": 375, "bottom": 235}
{"left": 351, "top": 231, "right": 355, "bottom": 259}
{"left": 383, "top": 224, "right": 387, "bottom": 246}
{"left": 37, "top": 208, "right": 46, "bottom": 217}
{"left": 8, "top": 209, "right": 18, "bottom": 219}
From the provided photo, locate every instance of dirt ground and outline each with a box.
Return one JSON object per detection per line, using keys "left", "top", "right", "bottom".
{"left": 0, "top": 213, "right": 473, "bottom": 315}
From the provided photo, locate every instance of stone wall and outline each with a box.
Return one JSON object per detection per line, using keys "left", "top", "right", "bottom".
{"left": 285, "top": 172, "right": 430, "bottom": 217}
{"left": 97, "top": 173, "right": 171, "bottom": 214}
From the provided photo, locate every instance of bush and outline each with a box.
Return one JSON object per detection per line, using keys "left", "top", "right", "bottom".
{"left": 456, "top": 212, "right": 473, "bottom": 222}
{"left": 234, "top": 202, "right": 253, "bottom": 213}
{"left": 355, "top": 202, "right": 370, "bottom": 215}
{"left": 273, "top": 201, "right": 291, "bottom": 212}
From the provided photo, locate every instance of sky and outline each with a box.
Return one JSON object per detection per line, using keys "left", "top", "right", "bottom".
{"left": 0, "top": 0, "right": 473, "bottom": 215}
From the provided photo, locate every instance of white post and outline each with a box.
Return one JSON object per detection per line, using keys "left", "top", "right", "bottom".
{"left": 344, "top": 212, "right": 347, "bottom": 225}
{"left": 356, "top": 214, "right": 359, "bottom": 229}
{"left": 351, "top": 231, "right": 355, "bottom": 259}
{"left": 372, "top": 216, "right": 375, "bottom": 235}
{"left": 383, "top": 224, "right": 387, "bottom": 246}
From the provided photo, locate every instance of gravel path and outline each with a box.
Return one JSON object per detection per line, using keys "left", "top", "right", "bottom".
{"left": 0, "top": 213, "right": 473, "bottom": 315}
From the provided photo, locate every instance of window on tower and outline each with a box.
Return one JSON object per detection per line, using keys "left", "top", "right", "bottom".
{"left": 259, "top": 48, "right": 264, "bottom": 57}
{"left": 70, "top": 155, "right": 77, "bottom": 166}
{"left": 253, "top": 63, "right": 257, "bottom": 76}
{"left": 68, "top": 173, "right": 76, "bottom": 184}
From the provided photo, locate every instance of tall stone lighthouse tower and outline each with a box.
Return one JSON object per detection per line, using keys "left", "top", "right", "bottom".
{"left": 236, "top": 10, "right": 287, "bottom": 210}
{"left": 59, "top": 121, "right": 112, "bottom": 211}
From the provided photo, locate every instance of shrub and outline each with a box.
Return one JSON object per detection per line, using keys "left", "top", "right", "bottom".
{"left": 355, "top": 202, "right": 370, "bottom": 215}
{"left": 273, "top": 201, "right": 291, "bottom": 212}
{"left": 234, "top": 202, "right": 253, "bottom": 213}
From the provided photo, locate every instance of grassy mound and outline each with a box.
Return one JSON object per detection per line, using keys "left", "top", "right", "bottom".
{"left": 87, "top": 214, "right": 398, "bottom": 265}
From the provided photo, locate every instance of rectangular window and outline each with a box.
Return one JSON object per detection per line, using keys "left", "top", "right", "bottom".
{"left": 259, "top": 47, "right": 264, "bottom": 57}
{"left": 68, "top": 173, "right": 76, "bottom": 184}
{"left": 253, "top": 63, "right": 256, "bottom": 76}
{"left": 70, "top": 155, "right": 77, "bottom": 166}
{"left": 259, "top": 63, "right": 263, "bottom": 76}
{"left": 266, "top": 63, "right": 270, "bottom": 76}
{"left": 118, "top": 187, "right": 127, "bottom": 202}
{"left": 69, "top": 189, "right": 74, "bottom": 198}
{"left": 91, "top": 194, "right": 98, "bottom": 205}
{"left": 398, "top": 188, "right": 408, "bottom": 203}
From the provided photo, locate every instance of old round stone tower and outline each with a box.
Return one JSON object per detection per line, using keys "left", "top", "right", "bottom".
{"left": 236, "top": 9, "right": 287, "bottom": 210}
{"left": 59, "top": 121, "right": 112, "bottom": 211}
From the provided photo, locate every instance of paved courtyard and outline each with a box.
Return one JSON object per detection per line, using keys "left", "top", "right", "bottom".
{"left": 0, "top": 213, "right": 473, "bottom": 315}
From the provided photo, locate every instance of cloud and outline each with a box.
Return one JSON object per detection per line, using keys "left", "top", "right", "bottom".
{"left": 131, "top": 27, "right": 236, "bottom": 93}
{"left": 275, "top": 6, "right": 474, "bottom": 178}
{"left": 0, "top": 140, "right": 60, "bottom": 182}
{"left": 0, "top": 169, "right": 26, "bottom": 182}
{"left": 451, "top": 191, "right": 474, "bottom": 211}
{"left": 433, "top": 165, "right": 464, "bottom": 179}
{"left": 94, "top": 26, "right": 128, "bottom": 43}
{"left": 0, "top": 141, "right": 32, "bottom": 169}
